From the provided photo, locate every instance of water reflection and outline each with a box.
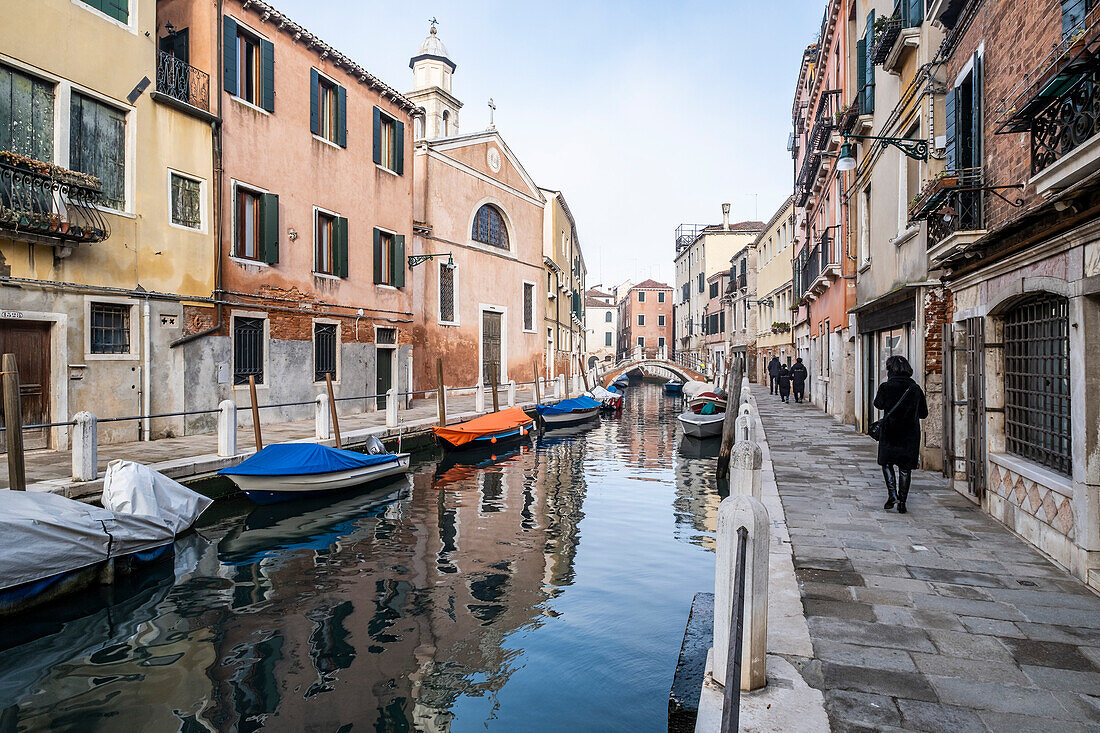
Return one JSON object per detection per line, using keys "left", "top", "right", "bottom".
{"left": 1, "top": 384, "right": 722, "bottom": 732}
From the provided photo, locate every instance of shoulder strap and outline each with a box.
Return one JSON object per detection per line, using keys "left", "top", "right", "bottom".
{"left": 883, "top": 386, "right": 913, "bottom": 420}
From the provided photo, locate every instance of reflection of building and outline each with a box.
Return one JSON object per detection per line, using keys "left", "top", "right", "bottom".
{"left": 617, "top": 279, "right": 673, "bottom": 358}
{"left": 584, "top": 287, "right": 617, "bottom": 366}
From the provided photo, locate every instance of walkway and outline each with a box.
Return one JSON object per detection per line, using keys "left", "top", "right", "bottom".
{"left": 752, "top": 385, "right": 1100, "bottom": 733}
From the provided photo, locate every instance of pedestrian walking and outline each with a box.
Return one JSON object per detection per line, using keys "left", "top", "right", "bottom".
{"left": 871, "top": 355, "right": 928, "bottom": 514}
{"left": 790, "top": 358, "right": 808, "bottom": 403}
{"left": 767, "top": 356, "right": 781, "bottom": 395}
{"left": 777, "top": 364, "right": 792, "bottom": 403}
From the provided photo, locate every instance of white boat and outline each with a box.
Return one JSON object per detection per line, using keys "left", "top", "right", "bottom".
{"left": 540, "top": 406, "right": 601, "bottom": 426}
{"left": 677, "top": 410, "right": 725, "bottom": 439}
{"left": 537, "top": 396, "right": 603, "bottom": 428}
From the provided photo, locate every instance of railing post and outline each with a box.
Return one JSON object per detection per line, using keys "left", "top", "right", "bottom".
{"left": 556, "top": 374, "right": 565, "bottom": 398}
{"left": 713, "top": 494, "right": 770, "bottom": 694}
{"left": 315, "top": 394, "right": 331, "bottom": 441}
{"left": 731, "top": 407, "right": 763, "bottom": 500}
{"left": 507, "top": 380, "right": 516, "bottom": 407}
{"left": 72, "top": 411, "right": 98, "bottom": 482}
{"left": 475, "top": 382, "right": 486, "bottom": 412}
{"left": 217, "top": 400, "right": 237, "bottom": 457}
{"left": 386, "top": 388, "right": 398, "bottom": 428}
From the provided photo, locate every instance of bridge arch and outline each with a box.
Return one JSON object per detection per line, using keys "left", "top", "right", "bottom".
{"left": 600, "top": 358, "right": 705, "bottom": 388}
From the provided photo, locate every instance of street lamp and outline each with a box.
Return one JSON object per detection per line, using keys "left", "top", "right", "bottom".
{"left": 836, "top": 142, "right": 857, "bottom": 172}
{"left": 836, "top": 135, "right": 928, "bottom": 173}
{"left": 407, "top": 252, "right": 455, "bottom": 268}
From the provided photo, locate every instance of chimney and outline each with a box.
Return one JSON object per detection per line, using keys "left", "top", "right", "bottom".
{"left": 722, "top": 203, "right": 731, "bottom": 230}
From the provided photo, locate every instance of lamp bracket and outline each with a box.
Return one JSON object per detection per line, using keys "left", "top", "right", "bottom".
{"left": 844, "top": 134, "right": 929, "bottom": 161}
{"left": 408, "top": 252, "right": 455, "bottom": 268}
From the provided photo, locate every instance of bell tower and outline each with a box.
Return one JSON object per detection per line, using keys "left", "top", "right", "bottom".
{"left": 407, "top": 22, "right": 462, "bottom": 139}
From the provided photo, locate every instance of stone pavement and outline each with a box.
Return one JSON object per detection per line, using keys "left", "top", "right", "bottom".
{"left": 752, "top": 384, "right": 1100, "bottom": 733}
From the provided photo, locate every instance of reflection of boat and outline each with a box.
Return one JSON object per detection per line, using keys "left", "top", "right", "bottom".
{"left": 537, "top": 396, "right": 601, "bottom": 427}
{"left": 679, "top": 434, "right": 722, "bottom": 459}
{"left": 611, "top": 375, "right": 629, "bottom": 389}
{"left": 677, "top": 410, "right": 725, "bottom": 438}
{"left": 688, "top": 392, "right": 727, "bottom": 414}
{"left": 432, "top": 406, "right": 536, "bottom": 450}
{"left": 664, "top": 380, "right": 683, "bottom": 395}
{"left": 218, "top": 443, "right": 411, "bottom": 503}
{"left": 536, "top": 419, "right": 599, "bottom": 445}
{"left": 433, "top": 445, "right": 527, "bottom": 485}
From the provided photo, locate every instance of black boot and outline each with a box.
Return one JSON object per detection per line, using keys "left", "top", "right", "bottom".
{"left": 882, "top": 465, "right": 897, "bottom": 510}
{"left": 897, "top": 470, "right": 911, "bottom": 514}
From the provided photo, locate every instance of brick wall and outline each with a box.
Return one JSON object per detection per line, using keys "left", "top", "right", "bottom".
{"left": 923, "top": 286, "right": 953, "bottom": 376}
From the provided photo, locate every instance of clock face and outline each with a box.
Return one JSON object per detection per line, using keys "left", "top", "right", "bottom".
{"left": 487, "top": 147, "right": 502, "bottom": 173}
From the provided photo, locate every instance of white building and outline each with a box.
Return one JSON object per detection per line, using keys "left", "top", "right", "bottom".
{"left": 584, "top": 287, "right": 617, "bottom": 366}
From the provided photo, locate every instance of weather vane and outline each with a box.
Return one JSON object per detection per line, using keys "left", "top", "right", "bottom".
{"left": 429, "top": 17, "right": 439, "bottom": 33}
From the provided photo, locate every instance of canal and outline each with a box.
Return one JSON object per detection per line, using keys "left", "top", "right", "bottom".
{"left": 0, "top": 383, "right": 723, "bottom": 731}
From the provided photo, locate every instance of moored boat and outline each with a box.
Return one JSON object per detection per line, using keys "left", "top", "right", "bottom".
{"left": 590, "top": 385, "right": 624, "bottom": 410}
{"left": 536, "top": 395, "right": 602, "bottom": 427}
{"left": 432, "top": 406, "right": 536, "bottom": 451}
{"left": 677, "top": 410, "right": 725, "bottom": 438}
{"left": 664, "top": 380, "right": 683, "bottom": 395}
{"left": 688, "top": 391, "right": 728, "bottom": 413}
{"left": 219, "top": 443, "right": 411, "bottom": 504}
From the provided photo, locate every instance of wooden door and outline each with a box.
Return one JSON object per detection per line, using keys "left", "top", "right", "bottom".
{"left": 482, "top": 311, "right": 502, "bottom": 384}
{"left": 376, "top": 347, "right": 393, "bottom": 410}
{"left": 0, "top": 319, "right": 51, "bottom": 451}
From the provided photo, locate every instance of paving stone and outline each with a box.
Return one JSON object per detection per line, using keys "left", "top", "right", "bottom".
{"left": 1020, "top": 665, "right": 1100, "bottom": 696}
{"left": 977, "top": 711, "right": 1092, "bottom": 733}
{"left": 895, "top": 699, "right": 987, "bottom": 733}
{"left": 822, "top": 663, "right": 939, "bottom": 702}
{"left": 1004, "top": 638, "right": 1099, "bottom": 672}
{"left": 910, "top": 651, "right": 1032, "bottom": 685}
{"left": 803, "top": 599, "right": 877, "bottom": 622}
{"left": 958, "top": 615, "right": 1025, "bottom": 638}
{"left": 812, "top": 640, "right": 918, "bottom": 673}
{"left": 907, "top": 566, "right": 1007, "bottom": 588}
{"left": 872, "top": 604, "right": 916, "bottom": 626}
{"left": 928, "top": 582, "right": 995, "bottom": 601}
{"left": 909, "top": 593, "right": 1027, "bottom": 621}
{"left": 851, "top": 587, "right": 912, "bottom": 606}
{"left": 1015, "top": 604, "right": 1100, "bottom": 628}
{"left": 800, "top": 581, "right": 855, "bottom": 602}
{"left": 926, "top": 629, "right": 1015, "bottom": 662}
{"left": 909, "top": 609, "right": 966, "bottom": 632}
{"left": 797, "top": 567, "right": 866, "bottom": 587}
{"left": 927, "top": 677, "right": 1073, "bottom": 718}
{"left": 859, "top": 574, "right": 933, "bottom": 594}
{"left": 825, "top": 690, "right": 903, "bottom": 729}
{"left": 807, "top": 617, "right": 936, "bottom": 653}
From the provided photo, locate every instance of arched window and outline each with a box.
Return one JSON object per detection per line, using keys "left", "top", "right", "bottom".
{"left": 442, "top": 110, "right": 450, "bottom": 136}
{"left": 414, "top": 117, "right": 424, "bottom": 140}
{"left": 604, "top": 311, "right": 613, "bottom": 322}
{"left": 472, "top": 204, "right": 509, "bottom": 248}
{"left": 1003, "top": 292, "right": 1071, "bottom": 475}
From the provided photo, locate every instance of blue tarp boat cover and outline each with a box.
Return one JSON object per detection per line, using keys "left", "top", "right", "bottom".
{"left": 536, "top": 395, "right": 602, "bottom": 416}
{"left": 607, "top": 385, "right": 620, "bottom": 393}
{"left": 219, "top": 443, "right": 397, "bottom": 477}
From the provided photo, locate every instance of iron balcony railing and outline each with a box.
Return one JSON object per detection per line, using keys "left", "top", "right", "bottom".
{"left": 156, "top": 51, "right": 210, "bottom": 112}
{"left": 871, "top": 0, "right": 923, "bottom": 65}
{"left": 795, "top": 153, "right": 822, "bottom": 207}
{"left": 0, "top": 155, "right": 111, "bottom": 244}
{"left": 809, "top": 90, "right": 843, "bottom": 153}
{"left": 675, "top": 223, "right": 706, "bottom": 252}
{"left": 1030, "top": 65, "right": 1100, "bottom": 175}
{"left": 928, "top": 187, "right": 984, "bottom": 247}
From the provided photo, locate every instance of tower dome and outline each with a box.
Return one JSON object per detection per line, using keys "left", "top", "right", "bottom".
{"left": 410, "top": 26, "right": 455, "bottom": 73}
{"left": 408, "top": 22, "right": 462, "bottom": 139}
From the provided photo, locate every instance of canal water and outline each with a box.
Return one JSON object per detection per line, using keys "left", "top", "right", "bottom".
{"left": 0, "top": 383, "right": 723, "bottom": 732}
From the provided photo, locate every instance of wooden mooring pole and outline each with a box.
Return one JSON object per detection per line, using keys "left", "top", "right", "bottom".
{"left": 578, "top": 354, "right": 591, "bottom": 393}
{"left": 248, "top": 374, "right": 263, "bottom": 451}
{"left": 716, "top": 356, "right": 744, "bottom": 481}
{"left": 2, "top": 353, "right": 26, "bottom": 491}
{"left": 436, "top": 358, "right": 447, "bottom": 426}
{"left": 489, "top": 363, "right": 500, "bottom": 412}
{"left": 532, "top": 361, "right": 542, "bottom": 405}
{"left": 326, "top": 373, "right": 342, "bottom": 448}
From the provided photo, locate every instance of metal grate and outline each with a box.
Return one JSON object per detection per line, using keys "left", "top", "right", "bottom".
{"left": 314, "top": 323, "right": 337, "bottom": 382}
{"left": 523, "top": 282, "right": 534, "bottom": 330}
{"left": 376, "top": 327, "right": 397, "bottom": 345}
{"left": 472, "top": 204, "right": 509, "bottom": 248}
{"left": 90, "top": 302, "right": 130, "bottom": 354}
{"left": 233, "top": 317, "right": 264, "bottom": 385}
{"left": 439, "top": 263, "right": 455, "bottom": 322}
{"left": 1003, "top": 293, "right": 1071, "bottom": 476}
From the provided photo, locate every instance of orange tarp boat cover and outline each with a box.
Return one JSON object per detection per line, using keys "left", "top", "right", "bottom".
{"left": 432, "top": 406, "right": 533, "bottom": 447}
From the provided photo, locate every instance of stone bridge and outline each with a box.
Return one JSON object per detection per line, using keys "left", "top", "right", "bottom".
{"left": 600, "top": 353, "right": 706, "bottom": 387}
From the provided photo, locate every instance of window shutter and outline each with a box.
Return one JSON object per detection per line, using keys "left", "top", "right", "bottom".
{"left": 260, "top": 39, "right": 275, "bottom": 112}
{"left": 394, "top": 119, "right": 404, "bottom": 175}
{"left": 856, "top": 38, "right": 866, "bottom": 110}
{"left": 309, "top": 69, "right": 319, "bottom": 135}
{"left": 864, "top": 11, "right": 875, "bottom": 114}
{"left": 335, "top": 216, "right": 348, "bottom": 278}
{"left": 907, "top": 0, "right": 922, "bottom": 25}
{"left": 223, "top": 16, "right": 238, "bottom": 97}
{"left": 392, "top": 234, "right": 405, "bottom": 288}
{"left": 261, "top": 193, "right": 279, "bottom": 264}
{"left": 944, "top": 87, "right": 957, "bottom": 170}
{"left": 972, "top": 52, "right": 983, "bottom": 166}
{"left": 372, "top": 228, "right": 383, "bottom": 283}
{"left": 372, "top": 107, "right": 382, "bottom": 165}
{"left": 336, "top": 84, "right": 347, "bottom": 148}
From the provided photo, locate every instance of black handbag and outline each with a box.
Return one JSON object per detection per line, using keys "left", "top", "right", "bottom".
{"left": 869, "top": 386, "right": 913, "bottom": 442}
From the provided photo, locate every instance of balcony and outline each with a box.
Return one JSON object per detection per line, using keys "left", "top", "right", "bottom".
{"left": 0, "top": 152, "right": 111, "bottom": 246}
{"left": 155, "top": 51, "right": 210, "bottom": 113}
{"left": 870, "top": 1, "right": 923, "bottom": 73}
{"left": 795, "top": 153, "right": 822, "bottom": 207}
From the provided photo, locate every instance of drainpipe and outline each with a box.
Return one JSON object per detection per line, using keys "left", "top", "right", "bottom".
{"left": 142, "top": 297, "right": 152, "bottom": 440}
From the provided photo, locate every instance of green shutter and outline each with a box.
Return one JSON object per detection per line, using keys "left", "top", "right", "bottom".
{"left": 80, "top": 0, "right": 128, "bottom": 23}
{"left": 223, "top": 16, "right": 238, "bottom": 97}
{"left": 394, "top": 119, "right": 404, "bottom": 174}
{"left": 864, "top": 12, "right": 875, "bottom": 114}
{"left": 372, "top": 107, "right": 382, "bottom": 164}
{"left": 372, "top": 228, "right": 383, "bottom": 283}
{"left": 944, "top": 87, "right": 957, "bottom": 170}
{"left": 337, "top": 84, "right": 347, "bottom": 148}
{"left": 261, "top": 193, "right": 279, "bottom": 264}
{"left": 260, "top": 39, "right": 275, "bottom": 112}
{"left": 309, "top": 69, "right": 319, "bottom": 135}
{"left": 972, "top": 52, "right": 983, "bottom": 167}
{"left": 856, "top": 38, "right": 866, "bottom": 111}
{"left": 335, "top": 216, "right": 348, "bottom": 277}
{"left": 392, "top": 235, "right": 405, "bottom": 288}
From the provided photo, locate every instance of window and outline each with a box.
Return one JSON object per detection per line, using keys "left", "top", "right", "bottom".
{"left": 1003, "top": 293, "right": 1072, "bottom": 475}
{"left": 682, "top": 283, "right": 690, "bottom": 303}
{"left": 698, "top": 273, "right": 705, "bottom": 292}
{"left": 442, "top": 109, "right": 450, "bottom": 135}
{"left": 373, "top": 107, "right": 405, "bottom": 173}
{"left": 1063, "top": 0, "right": 1095, "bottom": 36}
{"left": 314, "top": 322, "right": 337, "bottom": 382}
{"left": 637, "top": 337, "right": 645, "bottom": 347}
{"left": 0, "top": 64, "right": 54, "bottom": 164}
{"left": 472, "top": 204, "right": 509, "bottom": 248}
{"left": 316, "top": 211, "right": 336, "bottom": 275}
{"left": 658, "top": 291, "right": 665, "bottom": 303}
{"left": 945, "top": 52, "right": 984, "bottom": 229}
{"left": 658, "top": 314, "right": 666, "bottom": 327}
{"left": 857, "top": 11, "right": 876, "bottom": 114}
{"left": 224, "top": 18, "right": 274, "bottom": 112}
{"left": 859, "top": 186, "right": 872, "bottom": 265}
{"left": 439, "top": 262, "right": 456, "bottom": 323}
{"left": 373, "top": 228, "right": 405, "bottom": 286}
{"left": 659, "top": 337, "right": 666, "bottom": 348}
{"left": 79, "top": 0, "right": 128, "bottom": 23}
{"left": 637, "top": 314, "right": 645, "bottom": 326}
{"left": 710, "top": 281, "right": 720, "bottom": 298}
{"left": 605, "top": 332, "right": 613, "bottom": 346}
{"left": 170, "top": 172, "right": 202, "bottom": 229}
{"left": 604, "top": 311, "right": 613, "bottom": 322}
{"left": 638, "top": 291, "right": 646, "bottom": 302}
{"left": 233, "top": 317, "right": 264, "bottom": 385}
{"left": 376, "top": 327, "right": 397, "bottom": 345}
{"left": 70, "top": 92, "right": 126, "bottom": 210}
{"left": 234, "top": 185, "right": 279, "bottom": 263}
{"left": 523, "top": 282, "right": 535, "bottom": 331}
{"left": 311, "top": 71, "right": 345, "bottom": 147}
{"left": 90, "top": 303, "right": 130, "bottom": 354}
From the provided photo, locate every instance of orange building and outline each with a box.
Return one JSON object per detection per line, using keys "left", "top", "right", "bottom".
{"left": 617, "top": 279, "right": 673, "bottom": 359}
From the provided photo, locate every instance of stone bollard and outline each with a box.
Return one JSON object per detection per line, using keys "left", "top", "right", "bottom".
{"left": 729, "top": 438, "right": 763, "bottom": 499}
{"left": 386, "top": 389, "right": 398, "bottom": 428}
{"left": 557, "top": 374, "right": 565, "bottom": 398}
{"left": 475, "top": 382, "right": 486, "bottom": 412}
{"left": 217, "top": 400, "right": 237, "bottom": 457}
{"left": 71, "top": 411, "right": 98, "bottom": 482}
{"left": 315, "top": 394, "right": 331, "bottom": 441}
{"left": 713, "top": 493, "right": 770, "bottom": 692}
{"left": 507, "top": 380, "right": 516, "bottom": 406}
{"left": 735, "top": 405, "right": 756, "bottom": 444}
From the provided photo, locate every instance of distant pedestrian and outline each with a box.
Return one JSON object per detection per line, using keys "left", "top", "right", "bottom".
{"left": 767, "top": 356, "right": 781, "bottom": 394}
{"left": 790, "top": 358, "right": 808, "bottom": 403}
{"left": 872, "top": 355, "right": 928, "bottom": 514}
{"left": 777, "top": 365, "right": 791, "bottom": 403}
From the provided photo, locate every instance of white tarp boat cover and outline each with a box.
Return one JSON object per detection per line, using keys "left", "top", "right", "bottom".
{"left": 588, "top": 386, "right": 615, "bottom": 401}
{"left": 0, "top": 460, "right": 212, "bottom": 591}
{"left": 682, "top": 381, "right": 714, "bottom": 399}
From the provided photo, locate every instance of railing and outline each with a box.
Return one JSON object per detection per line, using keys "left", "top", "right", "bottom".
{"left": 795, "top": 153, "right": 822, "bottom": 207}
{"left": 1031, "top": 66, "right": 1100, "bottom": 175}
{"left": 675, "top": 223, "right": 707, "bottom": 252}
{"left": 0, "top": 155, "right": 111, "bottom": 244}
{"left": 721, "top": 525, "right": 749, "bottom": 731}
{"left": 928, "top": 187, "right": 984, "bottom": 247}
{"left": 155, "top": 51, "right": 210, "bottom": 112}
{"left": 808, "top": 90, "right": 842, "bottom": 153}
{"left": 871, "top": 0, "right": 923, "bottom": 65}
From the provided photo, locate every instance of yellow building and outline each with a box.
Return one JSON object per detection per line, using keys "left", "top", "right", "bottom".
{"left": 0, "top": 0, "right": 215, "bottom": 447}
{"left": 540, "top": 188, "right": 586, "bottom": 379}
{"left": 753, "top": 197, "right": 796, "bottom": 383}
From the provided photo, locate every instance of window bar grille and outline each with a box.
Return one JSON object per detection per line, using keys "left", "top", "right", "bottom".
{"left": 233, "top": 317, "right": 264, "bottom": 385}
{"left": 314, "top": 323, "right": 337, "bottom": 382}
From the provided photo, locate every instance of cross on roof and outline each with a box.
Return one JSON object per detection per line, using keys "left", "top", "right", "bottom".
{"left": 488, "top": 98, "right": 496, "bottom": 127}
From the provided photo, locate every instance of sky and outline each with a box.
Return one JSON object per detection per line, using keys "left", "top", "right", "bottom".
{"left": 272, "top": 0, "right": 825, "bottom": 289}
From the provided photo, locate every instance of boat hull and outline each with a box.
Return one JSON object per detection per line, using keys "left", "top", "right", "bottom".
{"left": 436, "top": 422, "right": 535, "bottom": 451}
{"left": 541, "top": 407, "right": 600, "bottom": 427}
{"left": 664, "top": 382, "right": 683, "bottom": 394}
{"left": 677, "top": 412, "right": 725, "bottom": 438}
{"left": 229, "top": 454, "right": 411, "bottom": 504}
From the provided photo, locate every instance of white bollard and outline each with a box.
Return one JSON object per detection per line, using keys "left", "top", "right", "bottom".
{"left": 713, "top": 493, "right": 770, "bottom": 692}
{"left": 475, "top": 382, "right": 486, "bottom": 412}
{"left": 735, "top": 413, "right": 756, "bottom": 444}
{"left": 217, "top": 400, "right": 237, "bottom": 457}
{"left": 730, "top": 439, "right": 763, "bottom": 499}
{"left": 557, "top": 374, "right": 565, "bottom": 398}
{"left": 507, "top": 380, "right": 516, "bottom": 407}
{"left": 386, "top": 389, "right": 398, "bottom": 428}
{"left": 315, "top": 394, "right": 331, "bottom": 440}
{"left": 71, "top": 411, "right": 98, "bottom": 482}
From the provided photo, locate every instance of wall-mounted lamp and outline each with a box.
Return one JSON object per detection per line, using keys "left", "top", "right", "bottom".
{"left": 408, "top": 252, "right": 455, "bottom": 268}
{"left": 836, "top": 134, "right": 929, "bottom": 172}
{"left": 287, "top": 227, "right": 298, "bottom": 241}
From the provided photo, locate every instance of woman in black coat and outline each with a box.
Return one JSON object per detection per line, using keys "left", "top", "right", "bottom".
{"left": 872, "top": 355, "right": 928, "bottom": 514}
{"left": 777, "top": 365, "right": 792, "bottom": 403}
